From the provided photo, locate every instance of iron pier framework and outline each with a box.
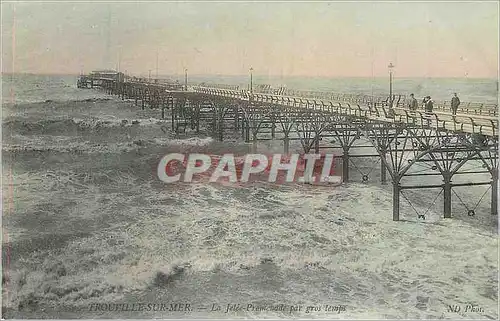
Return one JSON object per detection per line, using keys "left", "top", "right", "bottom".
{"left": 85, "top": 75, "right": 499, "bottom": 221}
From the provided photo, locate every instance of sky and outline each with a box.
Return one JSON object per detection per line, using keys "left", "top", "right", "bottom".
{"left": 1, "top": 1, "right": 498, "bottom": 78}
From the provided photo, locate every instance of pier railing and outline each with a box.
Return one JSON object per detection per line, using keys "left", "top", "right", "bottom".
{"left": 192, "top": 86, "right": 498, "bottom": 137}
{"left": 78, "top": 73, "right": 498, "bottom": 118}
{"left": 194, "top": 82, "right": 497, "bottom": 117}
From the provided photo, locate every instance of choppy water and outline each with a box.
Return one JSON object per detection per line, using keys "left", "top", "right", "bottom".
{"left": 2, "top": 74, "right": 110, "bottom": 105}
{"left": 3, "top": 73, "right": 499, "bottom": 104}
{"left": 186, "top": 75, "right": 499, "bottom": 103}
{"left": 1, "top": 74, "right": 498, "bottom": 319}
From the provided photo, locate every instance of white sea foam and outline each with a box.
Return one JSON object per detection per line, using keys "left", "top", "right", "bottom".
{"left": 168, "top": 137, "right": 214, "bottom": 146}
{"left": 2, "top": 74, "right": 497, "bottom": 319}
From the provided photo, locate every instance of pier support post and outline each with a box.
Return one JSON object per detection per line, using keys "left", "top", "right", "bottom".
{"left": 492, "top": 168, "right": 498, "bottom": 215}
{"left": 314, "top": 136, "right": 320, "bottom": 153}
{"left": 443, "top": 172, "right": 452, "bottom": 218}
{"left": 234, "top": 107, "right": 239, "bottom": 130}
{"left": 241, "top": 119, "right": 246, "bottom": 139}
{"left": 271, "top": 112, "right": 276, "bottom": 139}
{"left": 245, "top": 121, "right": 250, "bottom": 143}
{"left": 392, "top": 175, "right": 401, "bottom": 221}
{"left": 284, "top": 136, "right": 290, "bottom": 154}
{"left": 190, "top": 105, "right": 196, "bottom": 130}
{"left": 380, "top": 149, "right": 387, "bottom": 185}
{"left": 342, "top": 147, "right": 350, "bottom": 183}
{"left": 171, "top": 103, "right": 176, "bottom": 131}
{"left": 196, "top": 103, "right": 201, "bottom": 133}
{"left": 219, "top": 113, "right": 224, "bottom": 142}
{"left": 212, "top": 107, "right": 218, "bottom": 139}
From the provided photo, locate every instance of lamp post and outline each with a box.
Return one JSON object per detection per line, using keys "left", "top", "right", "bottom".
{"left": 148, "top": 69, "right": 152, "bottom": 82}
{"left": 156, "top": 50, "right": 159, "bottom": 79}
{"left": 388, "top": 62, "right": 394, "bottom": 109}
{"left": 184, "top": 68, "right": 188, "bottom": 91}
{"left": 250, "top": 67, "right": 254, "bottom": 94}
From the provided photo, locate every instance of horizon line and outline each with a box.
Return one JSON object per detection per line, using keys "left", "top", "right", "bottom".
{"left": 2, "top": 71, "right": 498, "bottom": 81}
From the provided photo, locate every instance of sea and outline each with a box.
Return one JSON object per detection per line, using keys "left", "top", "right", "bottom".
{"left": 2, "top": 73, "right": 499, "bottom": 104}
{"left": 1, "top": 73, "right": 498, "bottom": 319}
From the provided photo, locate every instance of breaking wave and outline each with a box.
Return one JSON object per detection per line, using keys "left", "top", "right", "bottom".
{"left": 2, "top": 75, "right": 497, "bottom": 319}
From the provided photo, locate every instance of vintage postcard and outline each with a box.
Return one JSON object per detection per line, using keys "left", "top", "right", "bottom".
{"left": 1, "top": 0, "right": 498, "bottom": 319}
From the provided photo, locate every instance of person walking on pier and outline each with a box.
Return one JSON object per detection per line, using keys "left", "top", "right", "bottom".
{"left": 422, "top": 96, "right": 429, "bottom": 109}
{"left": 408, "top": 93, "right": 418, "bottom": 111}
{"left": 425, "top": 96, "right": 434, "bottom": 113}
{"left": 424, "top": 96, "right": 434, "bottom": 126}
{"left": 451, "top": 93, "right": 460, "bottom": 115}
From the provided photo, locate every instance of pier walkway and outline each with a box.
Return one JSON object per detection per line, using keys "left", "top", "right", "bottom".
{"left": 79, "top": 73, "right": 498, "bottom": 221}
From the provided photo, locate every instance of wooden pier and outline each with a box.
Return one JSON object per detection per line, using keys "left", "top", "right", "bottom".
{"left": 79, "top": 72, "right": 499, "bottom": 221}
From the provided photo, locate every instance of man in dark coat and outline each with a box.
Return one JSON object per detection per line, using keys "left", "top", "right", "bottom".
{"left": 424, "top": 96, "right": 434, "bottom": 126}
{"left": 425, "top": 96, "right": 434, "bottom": 113}
{"left": 451, "top": 93, "right": 460, "bottom": 115}
{"left": 408, "top": 93, "right": 418, "bottom": 111}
